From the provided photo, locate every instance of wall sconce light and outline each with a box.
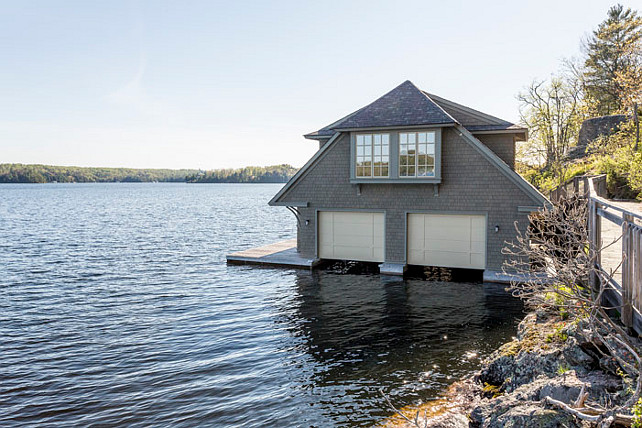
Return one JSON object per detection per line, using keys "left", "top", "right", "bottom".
{"left": 494, "top": 225, "right": 500, "bottom": 233}
{"left": 305, "top": 220, "right": 310, "bottom": 226}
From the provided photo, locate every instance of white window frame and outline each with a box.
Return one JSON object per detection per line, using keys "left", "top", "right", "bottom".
{"left": 355, "top": 133, "right": 390, "bottom": 178}
{"left": 399, "top": 131, "right": 437, "bottom": 178}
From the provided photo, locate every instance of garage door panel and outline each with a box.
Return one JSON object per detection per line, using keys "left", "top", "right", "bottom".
{"left": 471, "top": 216, "right": 486, "bottom": 231}
{"left": 318, "top": 211, "right": 384, "bottom": 263}
{"left": 470, "top": 240, "right": 485, "bottom": 253}
{"left": 421, "top": 238, "right": 471, "bottom": 253}
{"left": 470, "top": 253, "right": 485, "bottom": 267}
{"left": 422, "top": 250, "right": 472, "bottom": 268}
{"left": 333, "top": 222, "right": 373, "bottom": 238}
{"left": 333, "top": 234, "right": 377, "bottom": 247}
{"left": 333, "top": 245, "right": 375, "bottom": 261}
{"left": 408, "top": 213, "right": 486, "bottom": 269}
{"left": 332, "top": 212, "right": 374, "bottom": 225}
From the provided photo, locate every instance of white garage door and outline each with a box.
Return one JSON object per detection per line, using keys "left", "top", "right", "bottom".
{"left": 318, "top": 211, "right": 384, "bottom": 262}
{"left": 407, "top": 213, "right": 486, "bottom": 269}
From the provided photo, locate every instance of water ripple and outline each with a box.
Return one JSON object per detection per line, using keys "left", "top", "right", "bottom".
{"left": 0, "top": 183, "right": 523, "bottom": 427}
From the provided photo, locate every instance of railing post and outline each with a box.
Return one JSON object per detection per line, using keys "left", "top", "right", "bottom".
{"left": 622, "top": 213, "right": 634, "bottom": 329}
{"left": 589, "top": 199, "right": 597, "bottom": 290}
{"left": 631, "top": 226, "right": 642, "bottom": 310}
{"left": 593, "top": 201, "right": 602, "bottom": 269}
{"left": 589, "top": 199, "right": 602, "bottom": 291}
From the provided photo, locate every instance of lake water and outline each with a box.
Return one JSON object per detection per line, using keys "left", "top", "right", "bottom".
{"left": 0, "top": 183, "right": 523, "bottom": 427}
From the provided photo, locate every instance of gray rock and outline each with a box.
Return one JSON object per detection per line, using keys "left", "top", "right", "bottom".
{"left": 567, "top": 114, "right": 628, "bottom": 160}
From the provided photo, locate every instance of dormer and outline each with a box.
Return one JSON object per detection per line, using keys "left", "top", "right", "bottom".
{"left": 303, "top": 81, "right": 526, "bottom": 173}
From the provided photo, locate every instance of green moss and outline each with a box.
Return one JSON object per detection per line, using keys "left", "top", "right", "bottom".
{"left": 546, "top": 322, "right": 569, "bottom": 343}
{"left": 499, "top": 340, "right": 521, "bottom": 357}
{"left": 482, "top": 382, "right": 503, "bottom": 398}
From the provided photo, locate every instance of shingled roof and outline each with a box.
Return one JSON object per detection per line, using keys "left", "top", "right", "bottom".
{"left": 305, "top": 80, "right": 525, "bottom": 139}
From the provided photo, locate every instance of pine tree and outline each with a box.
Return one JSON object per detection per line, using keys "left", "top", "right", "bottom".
{"left": 583, "top": 4, "right": 642, "bottom": 115}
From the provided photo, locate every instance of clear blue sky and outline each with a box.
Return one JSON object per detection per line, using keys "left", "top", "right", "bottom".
{"left": 0, "top": 0, "right": 630, "bottom": 169}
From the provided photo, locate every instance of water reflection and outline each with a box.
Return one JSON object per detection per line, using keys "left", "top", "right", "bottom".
{"left": 278, "top": 271, "right": 524, "bottom": 426}
{"left": 0, "top": 184, "right": 523, "bottom": 428}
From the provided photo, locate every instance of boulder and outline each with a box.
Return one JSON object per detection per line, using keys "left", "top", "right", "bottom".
{"left": 567, "top": 115, "right": 628, "bottom": 159}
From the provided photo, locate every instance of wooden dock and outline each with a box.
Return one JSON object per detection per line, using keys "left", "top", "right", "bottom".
{"left": 226, "top": 239, "right": 317, "bottom": 269}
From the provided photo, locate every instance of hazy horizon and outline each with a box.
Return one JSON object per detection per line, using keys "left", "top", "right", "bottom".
{"left": 1, "top": 0, "right": 628, "bottom": 169}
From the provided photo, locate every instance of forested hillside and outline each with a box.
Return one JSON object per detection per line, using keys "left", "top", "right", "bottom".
{"left": 0, "top": 163, "right": 298, "bottom": 184}
{"left": 0, "top": 164, "right": 197, "bottom": 183}
{"left": 186, "top": 164, "right": 297, "bottom": 183}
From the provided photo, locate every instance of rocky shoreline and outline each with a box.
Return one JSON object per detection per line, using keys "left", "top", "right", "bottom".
{"left": 383, "top": 309, "right": 633, "bottom": 427}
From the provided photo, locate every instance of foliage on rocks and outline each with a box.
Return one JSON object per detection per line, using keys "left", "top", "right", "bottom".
{"left": 502, "top": 194, "right": 642, "bottom": 425}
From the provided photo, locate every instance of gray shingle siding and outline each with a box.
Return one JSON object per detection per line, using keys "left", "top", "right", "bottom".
{"left": 279, "top": 128, "right": 538, "bottom": 271}
{"left": 476, "top": 134, "right": 516, "bottom": 169}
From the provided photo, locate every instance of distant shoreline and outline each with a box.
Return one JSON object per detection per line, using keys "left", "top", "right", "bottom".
{"left": 0, "top": 163, "right": 297, "bottom": 184}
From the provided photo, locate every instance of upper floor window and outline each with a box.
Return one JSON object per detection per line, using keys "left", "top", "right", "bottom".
{"left": 356, "top": 133, "right": 389, "bottom": 177}
{"left": 399, "top": 131, "right": 436, "bottom": 177}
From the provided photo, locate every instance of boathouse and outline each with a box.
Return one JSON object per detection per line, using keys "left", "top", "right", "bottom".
{"left": 264, "top": 81, "right": 548, "bottom": 277}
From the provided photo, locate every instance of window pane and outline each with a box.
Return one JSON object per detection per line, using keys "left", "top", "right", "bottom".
{"left": 357, "top": 146, "right": 364, "bottom": 156}
{"left": 374, "top": 145, "right": 381, "bottom": 156}
{"left": 400, "top": 144, "right": 407, "bottom": 155}
{"left": 382, "top": 167, "right": 388, "bottom": 177}
{"left": 408, "top": 133, "right": 416, "bottom": 144}
{"left": 364, "top": 135, "right": 372, "bottom": 145}
{"left": 382, "top": 144, "right": 389, "bottom": 156}
{"left": 418, "top": 132, "right": 426, "bottom": 144}
{"left": 357, "top": 135, "right": 364, "bottom": 145}
{"left": 418, "top": 166, "right": 426, "bottom": 176}
{"left": 374, "top": 134, "right": 381, "bottom": 145}
{"left": 418, "top": 143, "right": 427, "bottom": 155}
{"left": 427, "top": 155, "right": 435, "bottom": 166}
{"left": 374, "top": 167, "right": 381, "bottom": 176}
{"left": 426, "top": 143, "right": 435, "bottom": 155}
{"left": 408, "top": 154, "right": 415, "bottom": 166}
{"left": 426, "top": 132, "right": 435, "bottom": 143}
{"left": 382, "top": 134, "right": 390, "bottom": 144}
{"left": 418, "top": 154, "right": 427, "bottom": 166}
{"left": 400, "top": 133, "right": 407, "bottom": 144}
{"left": 408, "top": 166, "right": 415, "bottom": 176}
{"left": 400, "top": 166, "right": 407, "bottom": 176}
{"left": 400, "top": 155, "right": 407, "bottom": 166}
{"left": 364, "top": 145, "right": 371, "bottom": 156}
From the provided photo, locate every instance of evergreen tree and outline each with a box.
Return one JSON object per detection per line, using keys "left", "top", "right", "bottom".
{"left": 583, "top": 4, "right": 642, "bottom": 114}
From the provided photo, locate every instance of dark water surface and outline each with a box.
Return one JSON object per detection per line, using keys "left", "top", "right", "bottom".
{"left": 0, "top": 183, "right": 523, "bottom": 427}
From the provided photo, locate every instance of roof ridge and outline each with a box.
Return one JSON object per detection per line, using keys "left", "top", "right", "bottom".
{"left": 419, "top": 89, "right": 459, "bottom": 124}
{"left": 426, "top": 92, "right": 513, "bottom": 126}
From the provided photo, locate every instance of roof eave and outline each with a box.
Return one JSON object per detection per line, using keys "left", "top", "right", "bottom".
{"left": 303, "top": 133, "right": 332, "bottom": 140}
{"left": 471, "top": 128, "right": 528, "bottom": 141}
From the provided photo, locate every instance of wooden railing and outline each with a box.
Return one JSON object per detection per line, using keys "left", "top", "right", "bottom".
{"left": 552, "top": 175, "right": 642, "bottom": 333}
{"left": 550, "top": 174, "right": 608, "bottom": 202}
